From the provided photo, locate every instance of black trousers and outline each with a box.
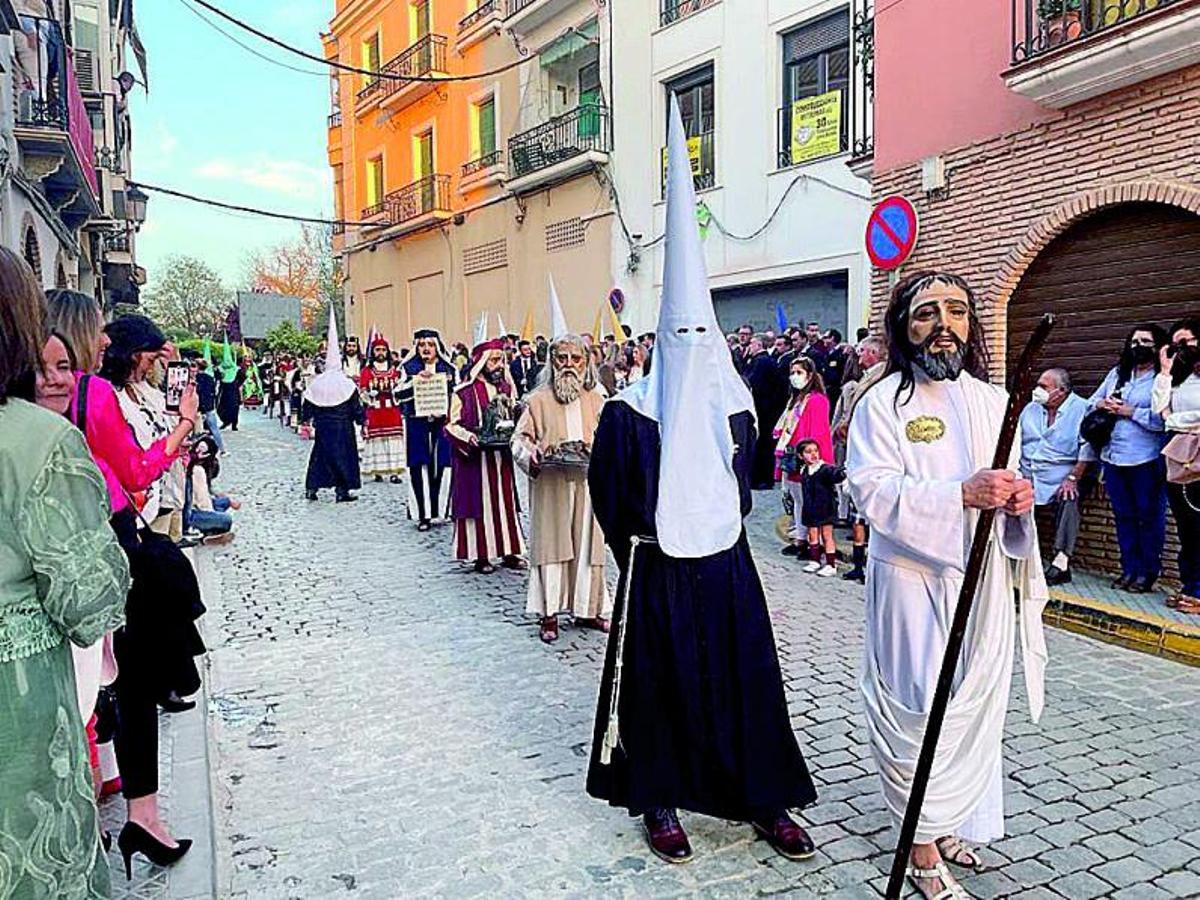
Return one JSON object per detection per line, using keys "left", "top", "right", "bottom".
{"left": 109, "top": 509, "right": 160, "bottom": 800}
{"left": 1168, "top": 482, "right": 1200, "bottom": 597}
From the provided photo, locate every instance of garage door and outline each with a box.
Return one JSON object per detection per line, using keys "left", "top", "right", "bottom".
{"left": 1006, "top": 202, "right": 1200, "bottom": 582}
{"left": 712, "top": 271, "right": 848, "bottom": 336}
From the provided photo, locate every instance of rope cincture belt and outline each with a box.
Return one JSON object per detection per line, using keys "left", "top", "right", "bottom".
{"left": 599, "top": 534, "right": 655, "bottom": 766}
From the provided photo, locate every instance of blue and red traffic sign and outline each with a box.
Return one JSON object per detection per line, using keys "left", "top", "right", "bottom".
{"left": 866, "top": 195, "right": 919, "bottom": 270}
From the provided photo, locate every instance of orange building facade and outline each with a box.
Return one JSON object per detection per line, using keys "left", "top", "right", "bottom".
{"left": 325, "top": 0, "right": 619, "bottom": 347}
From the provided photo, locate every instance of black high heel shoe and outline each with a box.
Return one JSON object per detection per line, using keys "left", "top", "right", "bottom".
{"left": 118, "top": 822, "right": 192, "bottom": 880}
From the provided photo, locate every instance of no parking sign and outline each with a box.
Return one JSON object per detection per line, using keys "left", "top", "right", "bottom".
{"left": 866, "top": 196, "right": 919, "bottom": 271}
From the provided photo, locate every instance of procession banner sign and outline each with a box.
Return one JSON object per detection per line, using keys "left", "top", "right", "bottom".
{"left": 412, "top": 373, "right": 450, "bottom": 418}
{"left": 789, "top": 90, "right": 842, "bottom": 165}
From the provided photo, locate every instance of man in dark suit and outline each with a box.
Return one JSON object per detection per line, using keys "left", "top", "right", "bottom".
{"left": 509, "top": 340, "right": 542, "bottom": 396}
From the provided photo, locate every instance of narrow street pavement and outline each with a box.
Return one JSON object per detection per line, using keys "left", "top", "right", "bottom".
{"left": 201, "top": 413, "right": 1200, "bottom": 899}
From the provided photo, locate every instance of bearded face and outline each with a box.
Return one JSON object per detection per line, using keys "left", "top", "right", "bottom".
{"left": 345, "top": 339, "right": 360, "bottom": 357}
{"left": 550, "top": 342, "right": 586, "bottom": 404}
{"left": 483, "top": 350, "right": 506, "bottom": 384}
{"left": 372, "top": 344, "right": 388, "bottom": 364}
{"left": 907, "top": 284, "right": 971, "bottom": 381}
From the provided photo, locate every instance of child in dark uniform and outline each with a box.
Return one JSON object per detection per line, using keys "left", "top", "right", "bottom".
{"left": 796, "top": 439, "right": 846, "bottom": 577}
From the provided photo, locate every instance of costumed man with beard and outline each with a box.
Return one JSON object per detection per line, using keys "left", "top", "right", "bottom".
{"left": 302, "top": 311, "right": 364, "bottom": 502}
{"left": 341, "top": 335, "right": 365, "bottom": 379}
{"left": 512, "top": 333, "right": 610, "bottom": 644}
{"left": 400, "top": 328, "right": 456, "bottom": 530}
{"left": 586, "top": 100, "right": 817, "bottom": 866}
{"left": 445, "top": 337, "right": 527, "bottom": 573}
{"left": 847, "top": 271, "right": 1049, "bottom": 900}
{"left": 359, "top": 335, "right": 407, "bottom": 484}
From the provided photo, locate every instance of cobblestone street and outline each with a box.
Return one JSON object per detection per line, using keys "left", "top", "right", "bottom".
{"left": 200, "top": 414, "right": 1200, "bottom": 899}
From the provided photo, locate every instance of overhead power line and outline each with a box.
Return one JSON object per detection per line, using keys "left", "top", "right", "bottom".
{"left": 178, "top": 0, "right": 329, "bottom": 77}
{"left": 188, "top": 0, "right": 538, "bottom": 84}
{"left": 129, "top": 181, "right": 361, "bottom": 227}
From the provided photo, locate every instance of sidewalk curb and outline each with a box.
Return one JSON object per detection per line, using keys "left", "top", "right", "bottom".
{"left": 1044, "top": 587, "right": 1200, "bottom": 667}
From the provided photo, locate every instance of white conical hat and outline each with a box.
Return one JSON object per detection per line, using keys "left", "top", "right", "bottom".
{"left": 548, "top": 274, "right": 569, "bottom": 340}
{"left": 306, "top": 304, "right": 358, "bottom": 407}
{"left": 617, "top": 96, "right": 754, "bottom": 559}
{"left": 473, "top": 311, "right": 488, "bottom": 346}
{"left": 497, "top": 312, "right": 509, "bottom": 338}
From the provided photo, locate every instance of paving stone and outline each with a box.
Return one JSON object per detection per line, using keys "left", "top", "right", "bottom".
{"left": 1092, "top": 857, "right": 1163, "bottom": 890}
{"left": 1047, "top": 870, "right": 1113, "bottom": 899}
{"left": 1153, "top": 870, "right": 1200, "bottom": 897}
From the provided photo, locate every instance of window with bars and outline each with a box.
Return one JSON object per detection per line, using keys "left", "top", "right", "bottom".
{"left": 663, "top": 64, "right": 716, "bottom": 193}
{"left": 779, "top": 10, "right": 850, "bottom": 167}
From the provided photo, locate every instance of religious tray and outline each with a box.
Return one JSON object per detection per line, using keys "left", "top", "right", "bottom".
{"left": 476, "top": 395, "right": 519, "bottom": 449}
{"left": 540, "top": 440, "right": 591, "bottom": 472}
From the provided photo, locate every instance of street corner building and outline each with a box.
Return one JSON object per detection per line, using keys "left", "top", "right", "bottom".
{"left": 868, "top": 0, "right": 1200, "bottom": 587}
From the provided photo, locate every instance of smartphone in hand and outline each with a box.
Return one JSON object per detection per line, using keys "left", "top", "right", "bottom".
{"left": 166, "top": 360, "right": 190, "bottom": 413}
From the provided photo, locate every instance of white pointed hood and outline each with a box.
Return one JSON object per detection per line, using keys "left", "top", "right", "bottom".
{"left": 548, "top": 274, "right": 569, "bottom": 339}
{"left": 617, "top": 97, "right": 754, "bottom": 559}
{"left": 473, "top": 311, "right": 489, "bottom": 347}
{"left": 306, "top": 306, "right": 359, "bottom": 408}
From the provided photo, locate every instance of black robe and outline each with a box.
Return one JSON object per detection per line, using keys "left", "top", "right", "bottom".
{"left": 746, "top": 352, "right": 786, "bottom": 489}
{"left": 301, "top": 395, "right": 364, "bottom": 491}
{"left": 585, "top": 403, "right": 816, "bottom": 821}
{"left": 217, "top": 369, "right": 245, "bottom": 428}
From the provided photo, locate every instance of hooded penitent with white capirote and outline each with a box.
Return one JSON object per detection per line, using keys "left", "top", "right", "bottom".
{"left": 617, "top": 99, "right": 755, "bottom": 560}
{"left": 306, "top": 309, "right": 358, "bottom": 408}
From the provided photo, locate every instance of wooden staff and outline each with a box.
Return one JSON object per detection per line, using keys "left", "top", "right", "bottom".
{"left": 885, "top": 313, "right": 1056, "bottom": 900}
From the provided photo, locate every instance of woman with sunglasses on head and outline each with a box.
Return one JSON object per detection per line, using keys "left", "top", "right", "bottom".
{"left": 1087, "top": 325, "right": 1170, "bottom": 594}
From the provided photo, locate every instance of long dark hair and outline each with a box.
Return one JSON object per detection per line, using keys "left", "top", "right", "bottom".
{"left": 1115, "top": 323, "right": 1167, "bottom": 390}
{"left": 884, "top": 270, "right": 990, "bottom": 407}
{"left": 0, "top": 246, "right": 47, "bottom": 404}
{"left": 1167, "top": 317, "right": 1200, "bottom": 387}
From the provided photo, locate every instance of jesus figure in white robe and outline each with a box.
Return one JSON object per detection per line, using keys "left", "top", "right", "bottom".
{"left": 511, "top": 334, "right": 611, "bottom": 644}
{"left": 846, "top": 271, "right": 1049, "bottom": 900}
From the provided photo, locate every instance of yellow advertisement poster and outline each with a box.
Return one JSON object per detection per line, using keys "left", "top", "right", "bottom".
{"left": 789, "top": 90, "right": 842, "bottom": 165}
{"left": 661, "top": 136, "right": 703, "bottom": 185}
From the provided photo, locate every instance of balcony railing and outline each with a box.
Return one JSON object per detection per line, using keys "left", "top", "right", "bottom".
{"left": 105, "top": 231, "right": 131, "bottom": 254}
{"left": 851, "top": 0, "right": 875, "bottom": 161}
{"left": 94, "top": 146, "right": 125, "bottom": 173}
{"left": 775, "top": 93, "right": 849, "bottom": 169}
{"left": 1011, "top": 0, "right": 1180, "bottom": 64}
{"left": 659, "top": 0, "right": 718, "bottom": 27}
{"left": 356, "top": 35, "right": 447, "bottom": 105}
{"left": 509, "top": 103, "right": 611, "bottom": 179}
{"left": 459, "top": 0, "right": 499, "bottom": 32}
{"left": 660, "top": 131, "right": 715, "bottom": 196}
{"left": 462, "top": 149, "right": 503, "bottom": 177}
{"left": 328, "top": 110, "right": 343, "bottom": 128}
{"left": 506, "top": 0, "right": 539, "bottom": 15}
{"left": 361, "top": 174, "right": 451, "bottom": 226}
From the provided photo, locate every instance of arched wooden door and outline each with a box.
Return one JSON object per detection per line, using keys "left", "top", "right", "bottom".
{"left": 1006, "top": 202, "right": 1200, "bottom": 581}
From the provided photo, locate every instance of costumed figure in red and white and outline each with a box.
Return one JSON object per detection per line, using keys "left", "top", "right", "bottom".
{"left": 359, "top": 335, "right": 407, "bottom": 483}
{"left": 445, "top": 338, "right": 527, "bottom": 573}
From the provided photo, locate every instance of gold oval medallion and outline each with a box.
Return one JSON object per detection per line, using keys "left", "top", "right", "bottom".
{"left": 905, "top": 416, "right": 946, "bottom": 444}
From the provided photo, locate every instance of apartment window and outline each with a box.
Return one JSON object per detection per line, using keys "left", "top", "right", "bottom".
{"left": 779, "top": 11, "right": 850, "bottom": 167}
{"left": 473, "top": 96, "right": 496, "bottom": 158}
{"left": 330, "top": 73, "right": 341, "bottom": 115}
{"left": 664, "top": 64, "right": 715, "bottom": 193}
{"left": 361, "top": 33, "right": 381, "bottom": 89}
{"left": 414, "top": 130, "right": 434, "bottom": 179}
{"left": 365, "top": 156, "right": 384, "bottom": 209}
{"left": 411, "top": 0, "right": 431, "bottom": 40}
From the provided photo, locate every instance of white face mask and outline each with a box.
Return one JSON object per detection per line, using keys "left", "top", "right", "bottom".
{"left": 790, "top": 373, "right": 809, "bottom": 391}
{"left": 1031, "top": 386, "right": 1051, "bottom": 405}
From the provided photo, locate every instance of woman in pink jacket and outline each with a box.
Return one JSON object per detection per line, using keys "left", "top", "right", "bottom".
{"left": 47, "top": 291, "right": 199, "bottom": 875}
{"left": 774, "top": 357, "right": 833, "bottom": 558}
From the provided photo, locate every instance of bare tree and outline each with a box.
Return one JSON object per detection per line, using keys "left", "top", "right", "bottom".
{"left": 141, "top": 255, "right": 232, "bottom": 337}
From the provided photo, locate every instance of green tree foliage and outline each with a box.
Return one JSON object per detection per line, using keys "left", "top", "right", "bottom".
{"left": 142, "top": 255, "right": 232, "bottom": 336}
{"left": 263, "top": 320, "right": 319, "bottom": 357}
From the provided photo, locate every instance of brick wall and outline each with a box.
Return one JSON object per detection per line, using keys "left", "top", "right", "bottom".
{"left": 870, "top": 65, "right": 1200, "bottom": 585}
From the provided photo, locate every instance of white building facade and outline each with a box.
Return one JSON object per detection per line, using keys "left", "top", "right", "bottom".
{"left": 607, "top": 0, "right": 874, "bottom": 337}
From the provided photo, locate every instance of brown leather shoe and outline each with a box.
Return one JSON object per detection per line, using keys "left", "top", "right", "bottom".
{"left": 539, "top": 616, "right": 559, "bottom": 643}
{"left": 752, "top": 812, "right": 815, "bottom": 861}
{"left": 501, "top": 555, "right": 528, "bottom": 570}
{"left": 643, "top": 808, "right": 693, "bottom": 864}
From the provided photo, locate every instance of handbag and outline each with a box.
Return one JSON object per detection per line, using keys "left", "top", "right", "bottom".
{"left": 1080, "top": 407, "right": 1117, "bottom": 453}
{"left": 1163, "top": 432, "right": 1200, "bottom": 485}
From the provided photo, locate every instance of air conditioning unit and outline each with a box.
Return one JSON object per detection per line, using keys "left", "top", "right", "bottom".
{"left": 75, "top": 48, "right": 97, "bottom": 94}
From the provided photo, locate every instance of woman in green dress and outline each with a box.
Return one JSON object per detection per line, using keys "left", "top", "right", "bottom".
{"left": 0, "top": 246, "right": 130, "bottom": 899}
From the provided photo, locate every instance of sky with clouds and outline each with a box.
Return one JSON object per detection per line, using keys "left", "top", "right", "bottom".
{"left": 128, "top": 0, "right": 333, "bottom": 289}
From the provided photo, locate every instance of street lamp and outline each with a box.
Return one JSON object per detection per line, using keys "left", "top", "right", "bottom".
{"left": 125, "top": 186, "right": 149, "bottom": 225}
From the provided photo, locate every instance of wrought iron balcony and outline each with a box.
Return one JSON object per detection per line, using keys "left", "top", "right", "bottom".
{"left": 361, "top": 175, "right": 451, "bottom": 227}
{"left": 659, "top": 0, "right": 718, "bottom": 27}
{"left": 358, "top": 34, "right": 447, "bottom": 107}
{"left": 105, "top": 231, "right": 131, "bottom": 254}
{"left": 507, "top": 0, "right": 539, "bottom": 15}
{"left": 460, "top": 0, "right": 499, "bottom": 33}
{"left": 850, "top": 0, "right": 875, "bottom": 163}
{"left": 1011, "top": 0, "right": 1181, "bottom": 64}
{"left": 462, "top": 149, "right": 503, "bottom": 178}
{"left": 328, "top": 110, "right": 343, "bottom": 128}
{"left": 660, "top": 131, "right": 715, "bottom": 196}
{"left": 509, "top": 103, "right": 611, "bottom": 180}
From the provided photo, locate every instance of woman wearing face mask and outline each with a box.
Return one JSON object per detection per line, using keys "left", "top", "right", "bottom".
{"left": 774, "top": 357, "right": 833, "bottom": 560}
{"left": 1088, "top": 325, "right": 1169, "bottom": 593}
{"left": 1153, "top": 318, "right": 1200, "bottom": 613}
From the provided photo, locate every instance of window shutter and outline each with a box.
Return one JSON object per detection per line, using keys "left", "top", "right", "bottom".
{"left": 479, "top": 99, "right": 496, "bottom": 156}
{"left": 783, "top": 11, "right": 849, "bottom": 64}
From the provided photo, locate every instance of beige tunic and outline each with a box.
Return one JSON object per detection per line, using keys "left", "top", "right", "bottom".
{"left": 512, "top": 387, "right": 610, "bottom": 618}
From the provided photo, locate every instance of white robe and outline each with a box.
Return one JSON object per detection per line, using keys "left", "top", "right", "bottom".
{"left": 847, "top": 371, "right": 1049, "bottom": 845}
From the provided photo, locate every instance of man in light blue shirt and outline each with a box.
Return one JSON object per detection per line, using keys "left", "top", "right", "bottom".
{"left": 1020, "top": 368, "right": 1094, "bottom": 585}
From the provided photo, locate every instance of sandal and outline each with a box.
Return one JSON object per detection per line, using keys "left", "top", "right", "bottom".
{"left": 539, "top": 616, "right": 559, "bottom": 643}
{"left": 1177, "top": 595, "right": 1200, "bottom": 615}
{"left": 936, "top": 835, "right": 984, "bottom": 871}
{"left": 576, "top": 617, "right": 611, "bottom": 633}
{"left": 908, "top": 861, "right": 971, "bottom": 900}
